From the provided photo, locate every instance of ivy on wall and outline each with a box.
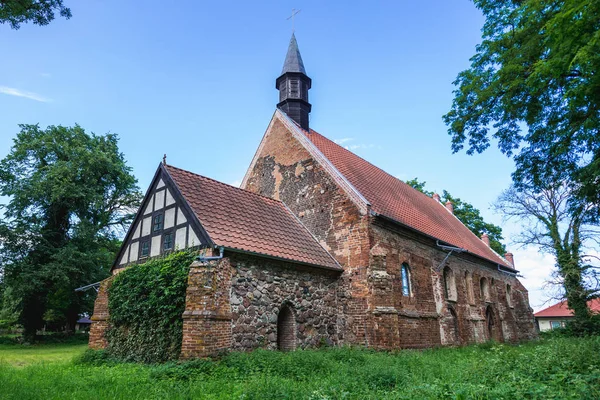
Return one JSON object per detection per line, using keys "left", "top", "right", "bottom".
{"left": 106, "top": 250, "right": 197, "bottom": 363}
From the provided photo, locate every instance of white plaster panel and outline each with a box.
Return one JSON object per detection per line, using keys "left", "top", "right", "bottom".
{"left": 156, "top": 178, "right": 165, "bottom": 189}
{"left": 151, "top": 235, "right": 161, "bottom": 257}
{"left": 154, "top": 190, "right": 165, "bottom": 211}
{"left": 132, "top": 222, "right": 141, "bottom": 239}
{"left": 142, "top": 216, "right": 152, "bottom": 237}
{"left": 120, "top": 245, "right": 130, "bottom": 265}
{"left": 189, "top": 229, "right": 200, "bottom": 247}
{"left": 177, "top": 207, "right": 187, "bottom": 225}
{"left": 175, "top": 227, "right": 187, "bottom": 249}
{"left": 165, "top": 188, "right": 175, "bottom": 206}
{"left": 143, "top": 195, "right": 154, "bottom": 215}
{"left": 130, "top": 242, "right": 139, "bottom": 262}
{"left": 164, "top": 207, "right": 176, "bottom": 229}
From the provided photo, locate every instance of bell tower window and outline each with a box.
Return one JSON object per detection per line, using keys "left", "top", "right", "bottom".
{"left": 288, "top": 80, "right": 299, "bottom": 98}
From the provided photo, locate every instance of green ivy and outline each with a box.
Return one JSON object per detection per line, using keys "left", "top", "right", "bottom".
{"left": 105, "top": 250, "right": 197, "bottom": 363}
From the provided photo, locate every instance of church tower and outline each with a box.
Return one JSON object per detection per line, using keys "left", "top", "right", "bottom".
{"left": 276, "top": 33, "right": 312, "bottom": 131}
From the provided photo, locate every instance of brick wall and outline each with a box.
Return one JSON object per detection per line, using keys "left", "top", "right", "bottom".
{"left": 89, "top": 277, "right": 114, "bottom": 350}
{"left": 368, "top": 219, "right": 536, "bottom": 348}
{"left": 180, "top": 257, "right": 233, "bottom": 359}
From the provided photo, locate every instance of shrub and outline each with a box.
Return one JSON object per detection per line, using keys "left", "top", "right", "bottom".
{"left": 105, "top": 250, "right": 197, "bottom": 363}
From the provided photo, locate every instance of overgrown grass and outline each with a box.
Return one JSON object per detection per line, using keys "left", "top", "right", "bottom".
{"left": 1, "top": 336, "right": 599, "bottom": 399}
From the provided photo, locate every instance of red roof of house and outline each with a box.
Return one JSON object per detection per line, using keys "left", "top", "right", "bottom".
{"left": 304, "top": 129, "right": 511, "bottom": 268}
{"left": 534, "top": 298, "right": 600, "bottom": 318}
{"left": 165, "top": 165, "right": 341, "bottom": 271}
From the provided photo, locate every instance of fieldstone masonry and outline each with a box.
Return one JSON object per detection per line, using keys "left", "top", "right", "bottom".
{"left": 228, "top": 254, "right": 340, "bottom": 351}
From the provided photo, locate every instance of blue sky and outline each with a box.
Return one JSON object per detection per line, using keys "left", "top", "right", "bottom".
{"left": 0, "top": 0, "right": 554, "bottom": 309}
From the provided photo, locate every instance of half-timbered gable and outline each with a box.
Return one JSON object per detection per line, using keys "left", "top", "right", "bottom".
{"left": 113, "top": 163, "right": 210, "bottom": 271}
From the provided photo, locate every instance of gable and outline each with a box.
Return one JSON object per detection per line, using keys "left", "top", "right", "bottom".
{"left": 112, "top": 164, "right": 211, "bottom": 272}
{"left": 241, "top": 109, "right": 369, "bottom": 215}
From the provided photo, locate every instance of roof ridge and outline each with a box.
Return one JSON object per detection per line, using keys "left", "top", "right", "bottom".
{"left": 308, "top": 129, "right": 439, "bottom": 205}
{"left": 165, "top": 164, "right": 285, "bottom": 206}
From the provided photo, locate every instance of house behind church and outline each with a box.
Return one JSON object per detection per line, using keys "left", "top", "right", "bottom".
{"left": 89, "top": 34, "right": 537, "bottom": 358}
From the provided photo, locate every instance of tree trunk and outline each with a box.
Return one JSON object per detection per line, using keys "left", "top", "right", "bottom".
{"left": 557, "top": 250, "right": 590, "bottom": 323}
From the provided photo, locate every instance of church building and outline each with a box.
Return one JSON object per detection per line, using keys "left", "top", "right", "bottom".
{"left": 89, "top": 34, "right": 537, "bottom": 357}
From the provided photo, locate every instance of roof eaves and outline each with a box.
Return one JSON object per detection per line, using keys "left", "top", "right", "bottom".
{"left": 432, "top": 196, "right": 515, "bottom": 269}
{"left": 371, "top": 210, "right": 518, "bottom": 273}
{"left": 223, "top": 246, "right": 344, "bottom": 272}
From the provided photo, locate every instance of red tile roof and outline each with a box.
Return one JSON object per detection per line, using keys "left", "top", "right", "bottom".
{"left": 304, "top": 129, "right": 512, "bottom": 268}
{"left": 165, "top": 165, "right": 341, "bottom": 271}
{"left": 534, "top": 298, "right": 600, "bottom": 318}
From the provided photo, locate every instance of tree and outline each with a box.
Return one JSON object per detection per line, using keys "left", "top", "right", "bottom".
{"left": 495, "top": 183, "right": 599, "bottom": 331}
{"left": 405, "top": 178, "right": 507, "bottom": 255}
{"left": 443, "top": 0, "right": 600, "bottom": 218}
{"left": 0, "top": 124, "right": 141, "bottom": 340}
{"left": 0, "top": 0, "right": 71, "bottom": 29}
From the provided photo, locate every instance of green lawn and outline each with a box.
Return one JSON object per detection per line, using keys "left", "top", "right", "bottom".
{"left": 0, "top": 336, "right": 599, "bottom": 399}
{"left": 0, "top": 341, "right": 88, "bottom": 366}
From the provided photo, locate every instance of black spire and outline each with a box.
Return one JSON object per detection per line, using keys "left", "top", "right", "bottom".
{"left": 276, "top": 33, "right": 311, "bottom": 131}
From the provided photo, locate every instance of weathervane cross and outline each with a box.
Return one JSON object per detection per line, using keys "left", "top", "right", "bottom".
{"left": 287, "top": 8, "right": 301, "bottom": 32}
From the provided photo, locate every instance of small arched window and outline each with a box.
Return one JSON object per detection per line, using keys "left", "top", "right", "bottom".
{"left": 506, "top": 284, "right": 513, "bottom": 307}
{"left": 480, "top": 277, "right": 490, "bottom": 302}
{"left": 401, "top": 263, "right": 411, "bottom": 296}
{"left": 443, "top": 267, "right": 457, "bottom": 301}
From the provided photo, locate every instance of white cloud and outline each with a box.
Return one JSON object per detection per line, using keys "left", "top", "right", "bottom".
{"left": 334, "top": 138, "right": 354, "bottom": 145}
{"left": 0, "top": 86, "right": 51, "bottom": 102}
{"left": 230, "top": 179, "right": 242, "bottom": 188}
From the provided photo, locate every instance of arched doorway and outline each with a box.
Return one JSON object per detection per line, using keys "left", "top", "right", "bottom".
{"left": 277, "top": 304, "right": 296, "bottom": 351}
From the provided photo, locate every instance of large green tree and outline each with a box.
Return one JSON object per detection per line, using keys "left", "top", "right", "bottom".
{"left": 444, "top": 0, "right": 600, "bottom": 217}
{"left": 0, "top": 124, "right": 141, "bottom": 340}
{"left": 0, "top": 0, "right": 71, "bottom": 29}
{"left": 405, "top": 178, "right": 507, "bottom": 255}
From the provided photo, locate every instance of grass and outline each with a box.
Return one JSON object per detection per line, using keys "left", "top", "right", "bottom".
{"left": 0, "top": 336, "right": 599, "bottom": 399}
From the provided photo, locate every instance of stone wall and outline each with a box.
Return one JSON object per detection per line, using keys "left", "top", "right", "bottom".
{"left": 229, "top": 253, "right": 341, "bottom": 351}
{"left": 89, "top": 277, "right": 114, "bottom": 350}
{"left": 242, "top": 117, "right": 371, "bottom": 345}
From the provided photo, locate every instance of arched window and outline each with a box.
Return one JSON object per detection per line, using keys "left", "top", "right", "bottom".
{"left": 506, "top": 284, "right": 513, "bottom": 307}
{"left": 465, "top": 271, "right": 475, "bottom": 304}
{"left": 480, "top": 277, "right": 490, "bottom": 302}
{"left": 443, "top": 267, "right": 457, "bottom": 301}
{"left": 401, "top": 263, "right": 411, "bottom": 296}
